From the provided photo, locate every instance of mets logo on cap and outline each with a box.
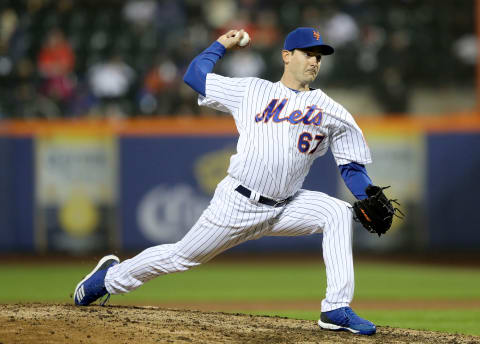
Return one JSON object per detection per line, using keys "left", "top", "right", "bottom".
{"left": 283, "top": 27, "right": 335, "bottom": 55}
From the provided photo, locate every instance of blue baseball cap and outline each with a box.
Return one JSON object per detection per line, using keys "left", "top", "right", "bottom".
{"left": 284, "top": 27, "right": 334, "bottom": 55}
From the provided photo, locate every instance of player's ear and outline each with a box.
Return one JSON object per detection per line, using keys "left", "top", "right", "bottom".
{"left": 282, "top": 50, "right": 292, "bottom": 64}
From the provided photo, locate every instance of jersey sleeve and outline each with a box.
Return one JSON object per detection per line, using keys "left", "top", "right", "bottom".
{"left": 330, "top": 108, "right": 372, "bottom": 166}
{"left": 198, "top": 73, "right": 251, "bottom": 116}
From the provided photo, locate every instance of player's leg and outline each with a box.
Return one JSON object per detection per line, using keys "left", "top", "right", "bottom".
{"left": 103, "top": 176, "right": 277, "bottom": 295}
{"left": 75, "top": 215, "right": 242, "bottom": 305}
{"left": 268, "top": 189, "right": 354, "bottom": 311}
{"left": 74, "top": 176, "right": 276, "bottom": 305}
{"left": 268, "top": 189, "right": 375, "bottom": 335}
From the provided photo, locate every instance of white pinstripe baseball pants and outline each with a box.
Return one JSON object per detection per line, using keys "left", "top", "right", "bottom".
{"left": 105, "top": 175, "right": 354, "bottom": 312}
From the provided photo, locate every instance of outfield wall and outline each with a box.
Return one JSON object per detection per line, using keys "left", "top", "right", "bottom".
{"left": 1, "top": 116, "right": 479, "bottom": 253}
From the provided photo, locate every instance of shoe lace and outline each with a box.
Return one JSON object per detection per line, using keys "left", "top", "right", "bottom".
{"left": 99, "top": 292, "right": 111, "bottom": 306}
{"left": 345, "top": 308, "right": 358, "bottom": 321}
{"left": 328, "top": 308, "right": 350, "bottom": 326}
{"left": 344, "top": 307, "right": 365, "bottom": 325}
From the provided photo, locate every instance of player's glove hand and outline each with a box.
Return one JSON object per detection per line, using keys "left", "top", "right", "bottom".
{"left": 352, "top": 185, "right": 404, "bottom": 237}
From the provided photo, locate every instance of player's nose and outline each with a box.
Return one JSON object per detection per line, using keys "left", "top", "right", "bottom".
{"left": 308, "top": 61, "right": 318, "bottom": 71}
{"left": 307, "top": 57, "right": 319, "bottom": 66}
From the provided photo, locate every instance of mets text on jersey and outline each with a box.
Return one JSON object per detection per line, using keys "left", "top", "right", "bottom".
{"left": 254, "top": 99, "right": 323, "bottom": 126}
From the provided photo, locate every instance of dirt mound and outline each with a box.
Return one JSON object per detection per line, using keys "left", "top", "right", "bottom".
{"left": 0, "top": 303, "right": 478, "bottom": 344}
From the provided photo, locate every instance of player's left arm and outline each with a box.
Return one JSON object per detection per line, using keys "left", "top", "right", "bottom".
{"left": 340, "top": 159, "right": 404, "bottom": 237}
{"left": 331, "top": 110, "right": 404, "bottom": 234}
{"left": 339, "top": 162, "right": 372, "bottom": 200}
{"left": 328, "top": 103, "right": 374, "bottom": 201}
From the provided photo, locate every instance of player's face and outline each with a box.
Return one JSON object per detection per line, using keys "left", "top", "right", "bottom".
{"left": 289, "top": 49, "right": 322, "bottom": 83}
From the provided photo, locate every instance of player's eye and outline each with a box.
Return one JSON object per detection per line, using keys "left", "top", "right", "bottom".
{"left": 305, "top": 52, "right": 322, "bottom": 62}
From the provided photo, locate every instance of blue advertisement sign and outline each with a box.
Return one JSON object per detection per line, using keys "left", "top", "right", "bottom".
{"left": 0, "top": 137, "right": 12, "bottom": 250}
{"left": 0, "top": 137, "right": 34, "bottom": 251}
{"left": 13, "top": 138, "right": 35, "bottom": 251}
{"left": 427, "top": 133, "right": 480, "bottom": 249}
{"left": 2, "top": 127, "right": 480, "bottom": 254}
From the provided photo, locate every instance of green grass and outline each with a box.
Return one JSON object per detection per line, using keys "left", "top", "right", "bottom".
{"left": 246, "top": 310, "right": 480, "bottom": 336}
{"left": 355, "top": 264, "right": 480, "bottom": 300}
{"left": 1, "top": 262, "right": 477, "bottom": 302}
{"left": 0, "top": 261, "right": 479, "bottom": 335}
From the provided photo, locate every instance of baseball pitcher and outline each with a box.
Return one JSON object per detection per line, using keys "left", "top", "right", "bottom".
{"left": 73, "top": 27, "right": 402, "bottom": 336}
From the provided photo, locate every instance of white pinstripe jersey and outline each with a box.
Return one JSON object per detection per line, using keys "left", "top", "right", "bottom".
{"left": 199, "top": 74, "right": 372, "bottom": 200}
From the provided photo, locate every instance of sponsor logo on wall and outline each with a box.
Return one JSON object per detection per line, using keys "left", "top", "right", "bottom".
{"left": 137, "top": 184, "right": 209, "bottom": 242}
{"left": 135, "top": 147, "right": 234, "bottom": 243}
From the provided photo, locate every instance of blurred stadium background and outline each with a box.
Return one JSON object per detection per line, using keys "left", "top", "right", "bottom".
{"left": 0, "top": 0, "right": 479, "bottom": 257}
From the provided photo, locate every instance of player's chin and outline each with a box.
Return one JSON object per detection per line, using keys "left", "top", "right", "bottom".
{"left": 304, "top": 73, "right": 317, "bottom": 83}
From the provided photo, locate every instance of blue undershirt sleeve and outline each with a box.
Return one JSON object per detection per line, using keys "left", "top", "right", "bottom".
{"left": 339, "top": 162, "right": 373, "bottom": 200}
{"left": 183, "top": 41, "right": 226, "bottom": 97}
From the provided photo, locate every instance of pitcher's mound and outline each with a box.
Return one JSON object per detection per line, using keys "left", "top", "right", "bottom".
{"left": 0, "top": 303, "right": 477, "bottom": 344}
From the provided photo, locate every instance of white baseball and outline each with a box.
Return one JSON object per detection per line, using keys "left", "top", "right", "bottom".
{"left": 235, "top": 31, "right": 250, "bottom": 47}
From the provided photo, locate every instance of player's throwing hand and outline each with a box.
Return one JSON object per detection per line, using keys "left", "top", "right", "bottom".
{"left": 217, "top": 29, "right": 249, "bottom": 49}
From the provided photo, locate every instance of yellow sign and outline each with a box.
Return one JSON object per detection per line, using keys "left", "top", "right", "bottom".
{"left": 59, "top": 191, "right": 99, "bottom": 237}
{"left": 194, "top": 147, "right": 235, "bottom": 195}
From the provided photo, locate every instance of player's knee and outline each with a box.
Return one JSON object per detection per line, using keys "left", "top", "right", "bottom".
{"left": 159, "top": 253, "right": 199, "bottom": 274}
{"left": 327, "top": 199, "right": 353, "bottom": 224}
{"left": 149, "top": 243, "right": 200, "bottom": 273}
{"left": 171, "top": 255, "right": 201, "bottom": 272}
{"left": 168, "top": 244, "right": 203, "bottom": 271}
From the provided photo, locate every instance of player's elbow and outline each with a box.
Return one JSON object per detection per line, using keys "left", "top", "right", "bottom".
{"left": 183, "top": 64, "right": 206, "bottom": 97}
{"left": 182, "top": 71, "right": 193, "bottom": 89}
{"left": 182, "top": 66, "right": 192, "bottom": 86}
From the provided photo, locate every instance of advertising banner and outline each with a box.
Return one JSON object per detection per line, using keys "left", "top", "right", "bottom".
{"left": 1, "top": 118, "right": 479, "bottom": 254}
{"left": 427, "top": 133, "right": 480, "bottom": 249}
{"left": 35, "top": 133, "right": 118, "bottom": 253}
{"left": 0, "top": 137, "right": 12, "bottom": 250}
{"left": 1, "top": 138, "right": 35, "bottom": 251}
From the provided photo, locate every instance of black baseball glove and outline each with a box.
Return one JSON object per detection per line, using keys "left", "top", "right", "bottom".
{"left": 352, "top": 185, "right": 404, "bottom": 236}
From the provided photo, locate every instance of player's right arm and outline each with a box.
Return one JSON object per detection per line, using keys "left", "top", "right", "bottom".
{"left": 183, "top": 30, "right": 246, "bottom": 96}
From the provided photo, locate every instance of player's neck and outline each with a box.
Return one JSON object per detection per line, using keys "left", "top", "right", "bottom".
{"left": 280, "top": 74, "right": 310, "bottom": 92}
